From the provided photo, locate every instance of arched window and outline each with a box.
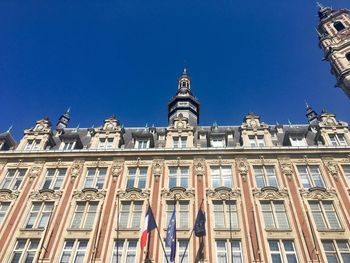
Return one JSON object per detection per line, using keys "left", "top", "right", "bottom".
{"left": 334, "top": 21, "right": 346, "bottom": 32}
{"left": 346, "top": 53, "right": 350, "bottom": 62}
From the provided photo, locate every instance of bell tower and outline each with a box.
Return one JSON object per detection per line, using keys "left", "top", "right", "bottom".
{"left": 168, "top": 68, "right": 200, "bottom": 126}
{"left": 317, "top": 3, "right": 350, "bottom": 98}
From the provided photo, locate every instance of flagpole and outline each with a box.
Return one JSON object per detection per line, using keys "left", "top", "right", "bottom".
{"left": 146, "top": 199, "right": 169, "bottom": 263}
{"left": 145, "top": 201, "right": 152, "bottom": 263}
{"left": 180, "top": 198, "right": 204, "bottom": 263}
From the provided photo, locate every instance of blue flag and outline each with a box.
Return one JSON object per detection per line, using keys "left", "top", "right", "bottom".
{"left": 165, "top": 208, "right": 176, "bottom": 262}
{"left": 194, "top": 208, "right": 206, "bottom": 237}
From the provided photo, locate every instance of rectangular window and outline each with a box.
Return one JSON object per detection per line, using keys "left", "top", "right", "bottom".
{"left": 168, "top": 166, "right": 189, "bottom": 188}
{"left": 164, "top": 240, "right": 189, "bottom": 263}
{"left": 297, "top": 165, "right": 325, "bottom": 189}
{"left": 210, "top": 166, "right": 233, "bottom": 188}
{"left": 322, "top": 240, "right": 350, "bottom": 263}
{"left": 269, "top": 240, "right": 299, "bottom": 263}
{"left": 309, "top": 201, "right": 342, "bottom": 230}
{"left": 9, "top": 239, "right": 40, "bottom": 263}
{"left": 61, "top": 140, "right": 76, "bottom": 150}
{"left": 211, "top": 138, "right": 225, "bottom": 147}
{"left": 84, "top": 168, "right": 107, "bottom": 190}
{"left": 0, "top": 202, "right": 10, "bottom": 225}
{"left": 261, "top": 201, "right": 289, "bottom": 229}
{"left": 111, "top": 239, "right": 138, "bottom": 263}
{"left": 248, "top": 135, "right": 265, "bottom": 147}
{"left": 24, "top": 139, "right": 41, "bottom": 151}
{"left": 341, "top": 165, "right": 350, "bottom": 187}
{"left": 98, "top": 138, "right": 114, "bottom": 150}
{"left": 135, "top": 139, "right": 149, "bottom": 149}
{"left": 0, "top": 169, "right": 27, "bottom": 191}
{"left": 25, "top": 202, "right": 53, "bottom": 229}
{"left": 42, "top": 168, "right": 66, "bottom": 190}
{"left": 119, "top": 201, "right": 143, "bottom": 229}
{"left": 173, "top": 137, "right": 187, "bottom": 148}
{"left": 290, "top": 136, "right": 307, "bottom": 146}
{"left": 59, "top": 239, "right": 88, "bottom": 263}
{"left": 126, "top": 167, "right": 147, "bottom": 189}
{"left": 70, "top": 202, "right": 98, "bottom": 229}
{"left": 166, "top": 201, "right": 189, "bottom": 229}
{"left": 253, "top": 165, "right": 278, "bottom": 188}
{"left": 213, "top": 200, "right": 239, "bottom": 229}
{"left": 216, "top": 240, "right": 243, "bottom": 263}
{"left": 329, "top": 134, "right": 347, "bottom": 146}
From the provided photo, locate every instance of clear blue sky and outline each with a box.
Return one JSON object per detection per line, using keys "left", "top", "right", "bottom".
{"left": 1, "top": 1, "right": 349, "bottom": 140}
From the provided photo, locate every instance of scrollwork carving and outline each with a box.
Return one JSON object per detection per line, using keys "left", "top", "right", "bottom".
{"left": 323, "top": 159, "right": 339, "bottom": 179}
{"left": 194, "top": 158, "right": 205, "bottom": 177}
{"left": 152, "top": 159, "right": 164, "bottom": 178}
{"left": 161, "top": 187, "right": 195, "bottom": 200}
{"left": 300, "top": 188, "right": 337, "bottom": 200}
{"left": 278, "top": 159, "right": 293, "bottom": 180}
{"left": 73, "top": 189, "right": 106, "bottom": 201}
{"left": 29, "top": 190, "right": 62, "bottom": 201}
{"left": 111, "top": 160, "right": 124, "bottom": 178}
{"left": 0, "top": 189, "right": 18, "bottom": 201}
{"left": 116, "top": 189, "right": 150, "bottom": 200}
{"left": 28, "top": 161, "right": 45, "bottom": 180}
{"left": 252, "top": 188, "right": 289, "bottom": 200}
{"left": 236, "top": 159, "right": 248, "bottom": 181}
{"left": 70, "top": 160, "right": 84, "bottom": 178}
{"left": 206, "top": 187, "right": 241, "bottom": 200}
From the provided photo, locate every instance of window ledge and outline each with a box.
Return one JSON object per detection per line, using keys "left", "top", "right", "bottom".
{"left": 265, "top": 228, "right": 292, "bottom": 232}
{"left": 116, "top": 228, "right": 141, "bottom": 231}
{"left": 213, "top": 228, "right": 240, "bottom": 231}
{"left": 316, "top": 228, "right": 345, "bottom": 232}
{"left": 19, "top": 228, "right": 45, "bottom": 232}
{"left": 162, "top": 228, "right": 191, "bottom": 231}
{"left": 67, "top": 228, "right": 93, "bottom": 232}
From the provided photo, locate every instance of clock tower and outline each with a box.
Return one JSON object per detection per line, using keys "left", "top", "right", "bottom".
{"left": 317, "top": 3, "right": 350, "bottom": 98}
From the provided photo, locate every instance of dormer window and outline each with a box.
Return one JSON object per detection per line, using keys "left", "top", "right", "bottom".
{"left": 329, "top": 134, "right": 347, "bottom": 146}
{"left": 135, "top": 139, "right": 149, "bottom": 149}
{"left": 210, "top": 137, "right": 225, "bottom": 148}
{"left": 61, "top": 140, "right": 76, "bottom": 150}
{"left": 24, "top": 139, "right": 41, "bottom": 151}
{"left": 173, "top": 137, "right": 187, "bottom": 148}
{"left": 98, "top": 138, "right": 113, "bottom": 150}
{"left": 248, "top": 135, "right": 265, "bottom": 147}
{"left": 334, "top": 21, "right": 345, "bottom": 32}
{"left": 289, "top": 136, "right": 307, "bottom": 146}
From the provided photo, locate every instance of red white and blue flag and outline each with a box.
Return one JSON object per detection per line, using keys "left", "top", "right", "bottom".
{"left": 140, "top": 206, "right": 157, "bottom": 249}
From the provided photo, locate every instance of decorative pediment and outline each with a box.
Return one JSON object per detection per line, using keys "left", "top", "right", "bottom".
{"left": 323, "top": 158, "right": 339, "bottom": 179}
{"left": 194, "top": 158, "right": 205, "bottom": 176}
{"left": 236, "top": 159, "right": 248, "bottom": 181}
{"left": 318, "top": 112, "right": 348, "bottom": 128}
{"left": 0, "top": 189, "right": 18, "bottom": 201}
{"left": 161, "top": 187, "right": 195, "bottom": 200}
{"left": 278, "top": 158, "right": 293, "bottom": 180}
{"left": 300, "top": 188, "right": 337, "bottom": 200}
{"left": 102, "top": 115, "right": 120, "bottom": 131}
{"left": 241, "top": 113, "right": 269, "bottom": 130}
{"left": 206, "top": 187, "right": 241, "bottom": 200}
{"left": 152, "top": 159, "right": 164, "bottom": 178}
{"left": 70, "top": 160, "right": 84, "bottom": 178}
{"left": 167, "top": 158, "right": 192, "bottom": 167}
{"left": 126, "top": 158, "right": 149, "bottom": 167}
{"left": 73, "top": 188, "right": 106, "bottom": 201}
{"left": 253, "top": 187, "right": 289, "bottom": 200}
{"left": 29, "top": 189, "right": 62, "bottom": 201}
{"left": 111, "top": 160, "right": 124, "bottom": 178}
{"left": 116, "top": 189, "right": 150, "bottom": 200}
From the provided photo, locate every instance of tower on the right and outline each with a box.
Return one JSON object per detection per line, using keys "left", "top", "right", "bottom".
{"left": 317, "top": 3, "right": 350, "bottom": 98}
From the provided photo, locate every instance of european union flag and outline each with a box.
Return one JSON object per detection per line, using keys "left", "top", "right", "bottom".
{"left": 165, "top": 208, "right": 176, "bottom": 262}
{"left": 194, "top": 208, "right": 206, "bottom": 237}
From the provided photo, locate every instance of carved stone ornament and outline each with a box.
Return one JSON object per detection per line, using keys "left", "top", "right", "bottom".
{"left": 279, "top": 159, "right": 293, "bottom": 180}
{"left": 28, "top": 161, "right": 45, "bottom": 180}
{"left": 206, "top": 187, "right": 241, "bottom": 200}
{"left": 324, "top": 159, "right": 339, "bottom": 179}
{"left": 29, "top": 189, "right": 62, "bottom": 201}
{"left": 111, "top": 160, "right": 124, "bottom": 178}
{"left": 252, "top": 187, "right": 289, "bottom": 200}
{"left": 70, "top": 160, "right": 84, "bottom": 178}
{"left": 0, "top": 160, "right": 6, "bottom": 171}
{"left": 116, "top": 189, "right": 150, "bottom": 200}
{"left": 161, "top": 187, "right": 195, "bottom": 200}
{"left": 152, "top": 159, "right": 164, "bottom": 178}
{"left": 194, "top": 158, "right": 205, "bottom": 177}
{"left": 73, "top": 188, "right": 106, "bottom": 201}
{"left": 0, "top": 189, "right": 18, "bottom": 201}
{"left": 236, "top": 159, "right": 248, "bottom": 181}
{"left": 300, "top": 188, "right": 337, "bottom": 200}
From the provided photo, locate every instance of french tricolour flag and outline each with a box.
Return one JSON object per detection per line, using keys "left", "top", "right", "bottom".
{"left": 140, "top": 206, "right": 157, "bottom": 249}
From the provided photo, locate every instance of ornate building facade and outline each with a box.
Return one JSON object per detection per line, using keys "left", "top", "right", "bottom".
{"left": 0, "top": 5, "right": 350, "bottom": 263}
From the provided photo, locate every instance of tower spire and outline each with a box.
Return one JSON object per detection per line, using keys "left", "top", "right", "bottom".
{"left": 305, "top": 103, "right": 318, "bottom": 125}
{"left": 56, "top": 108, "right": 71, "bottom": 130}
